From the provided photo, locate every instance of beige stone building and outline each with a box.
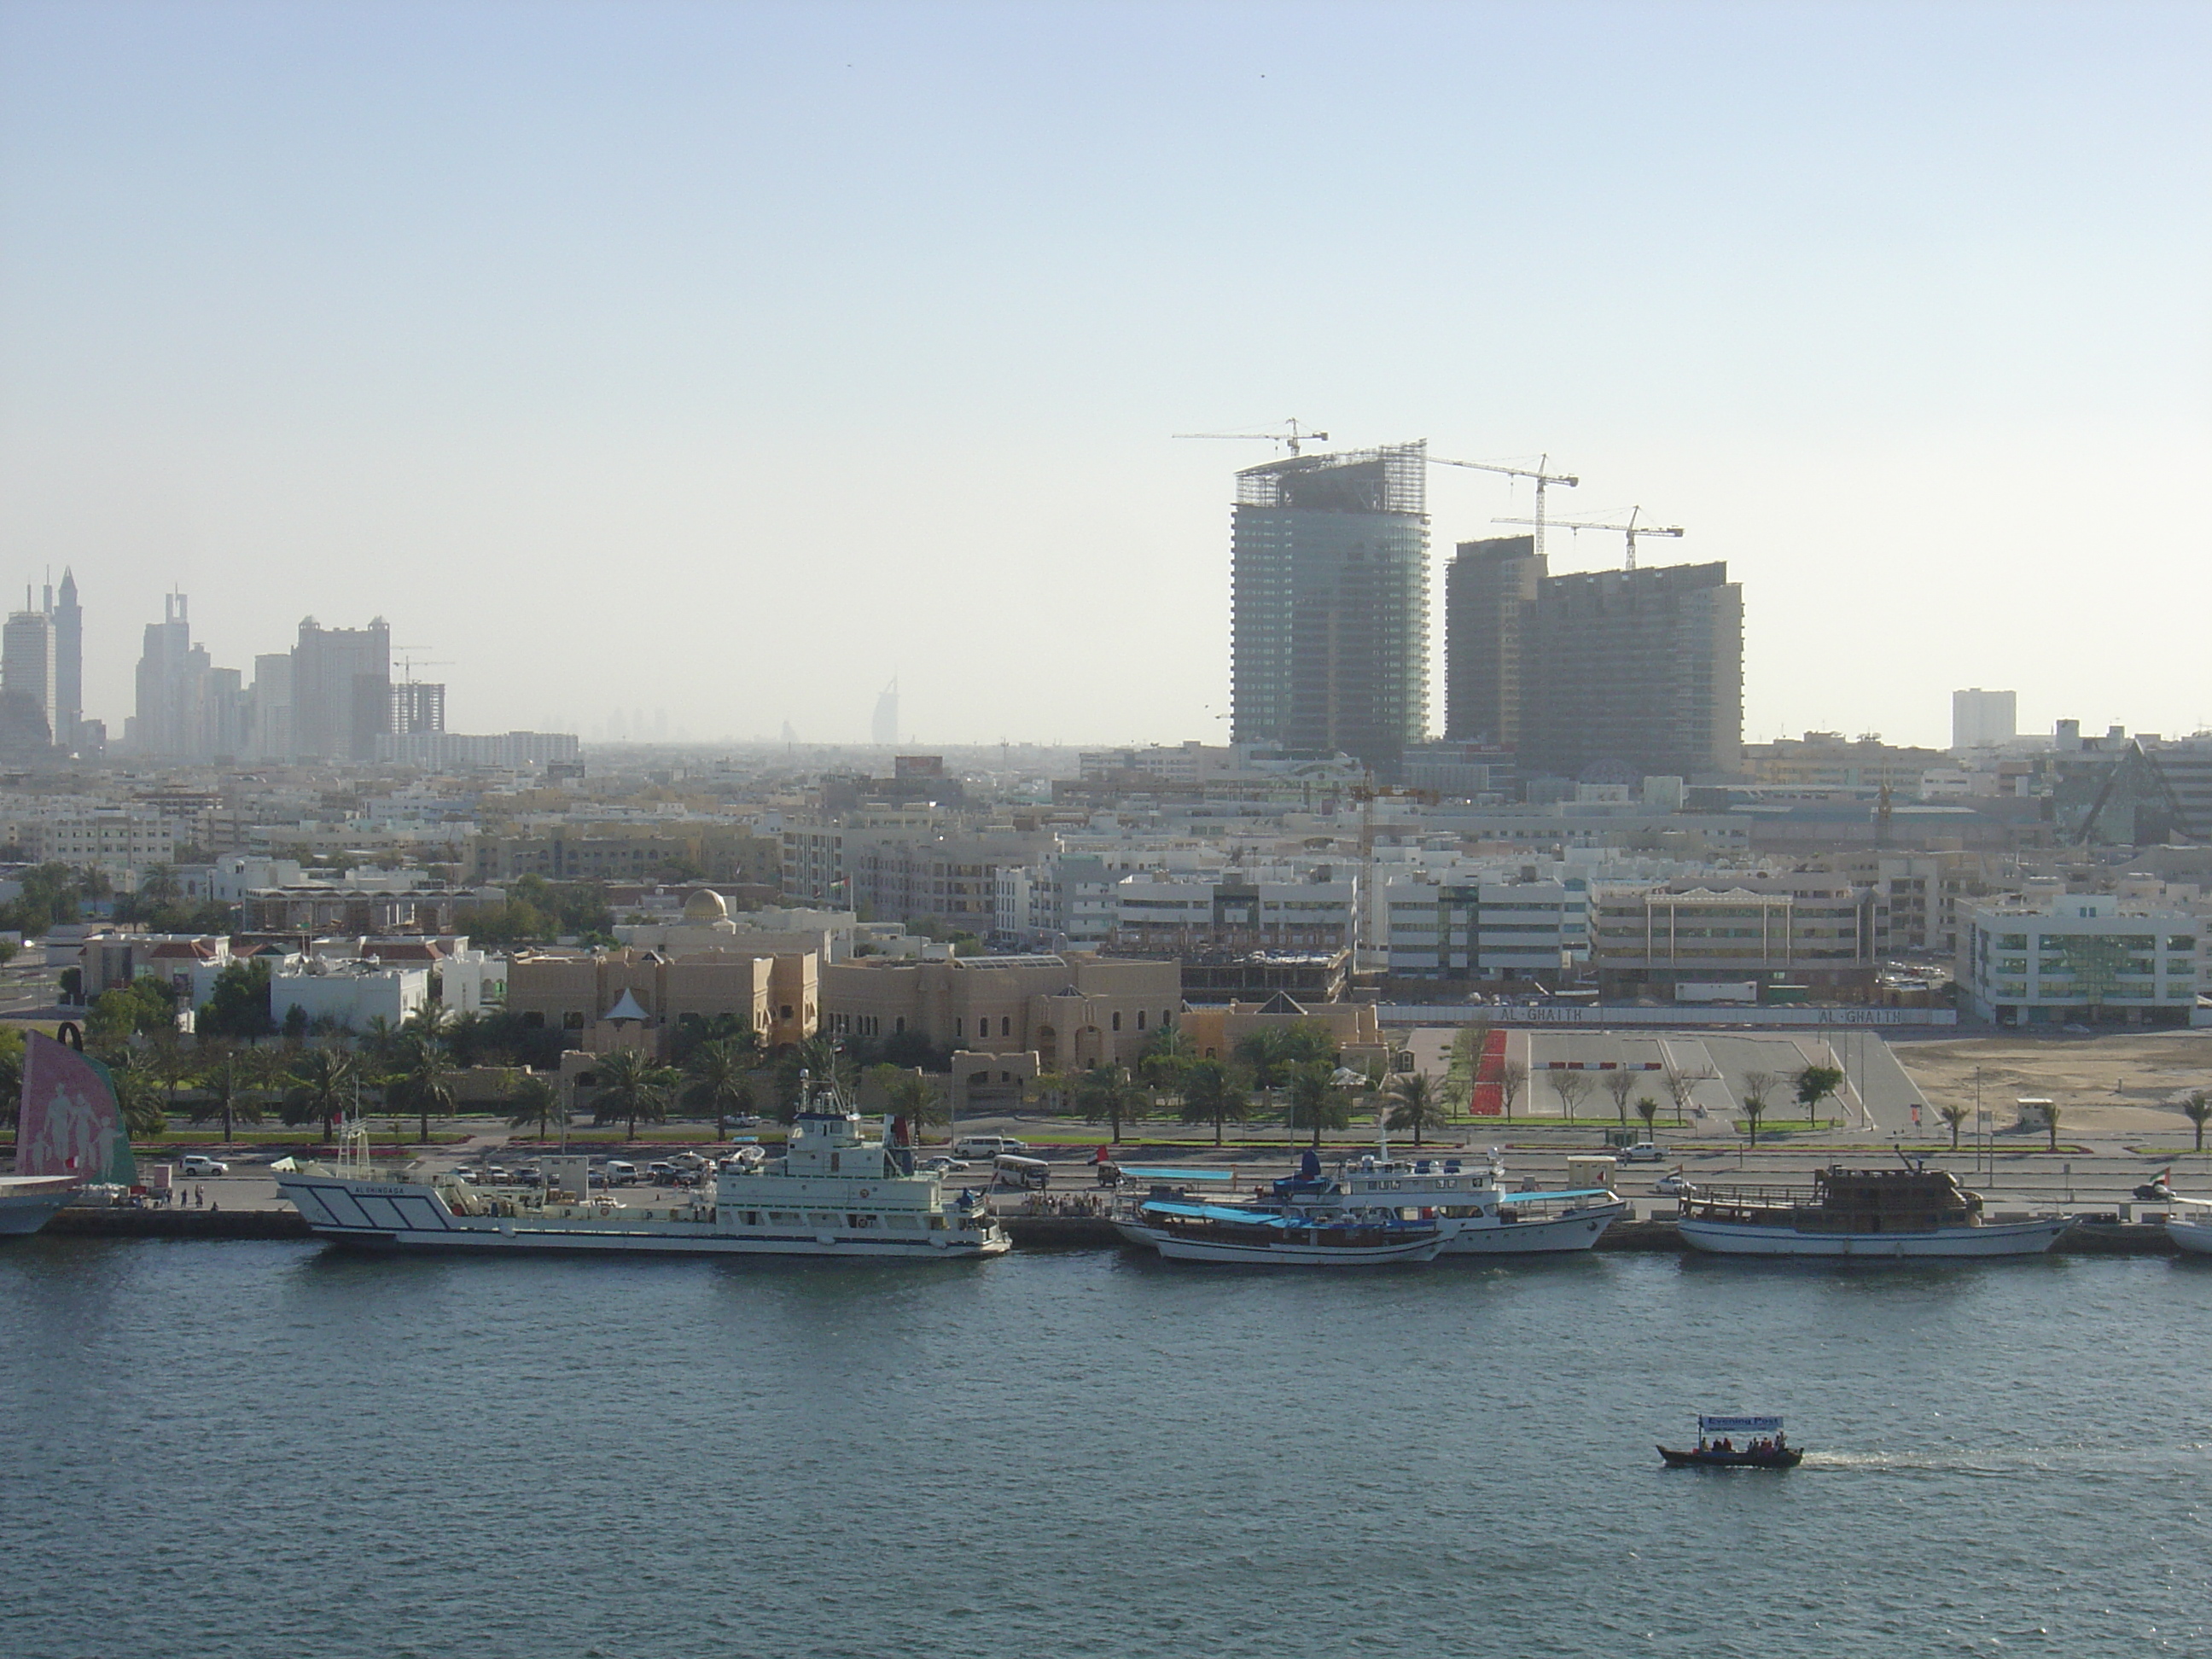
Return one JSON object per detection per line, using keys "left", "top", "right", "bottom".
{"left": 820, "top": 952, "right": 1181, "bottom": 1073}
{"left": 1179, "top": 993, "right": 1389, "bottom": 1072}
{"left": 505, "top": 945, "right": 818, "bottom": 1060}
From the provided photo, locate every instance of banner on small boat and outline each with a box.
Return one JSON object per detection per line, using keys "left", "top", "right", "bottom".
{"left": 16, "top": 1031, "right": 137, "bottom": 1185}
{"left": 1699, "top": 1416, "right": 1783, "bottom": 1435}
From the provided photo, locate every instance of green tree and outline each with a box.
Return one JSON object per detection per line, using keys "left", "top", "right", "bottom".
{"left": 191, "top": 1042, "right": 262, "bottom": 1143}
{"left": 1284, "top": 1058, "right": 1353, "bottom": 1150}
{"left": 1076, "top": 1062, "right": 1146, "bottom": 1144}
{"left": 387, "top": 1034, "right": 458, "bottom": 1144}
{"left": 1743, "top": 1091, "right": 1770, "bottom": 1147}
{"left": 589, "top": 1049, "right": 679, "bottom": 1141}
{"left": 1794, "top": 1065, "right": 1846, "bottom": 1126}
{"left": 1634, "top": 1095, "right": 1661, "bottom": 1139}
{"left": 282, "top": 1046, "right": 359, "bottom": 1142}
{"left": 86, "top": 977, "right": 178, "bottom": 1043}
{"left": 1179, "top": 1058, "right": 1253, "bottom": 1147}
{"left": 196, "top": 959, "right": 276, "bottom": 1039}
{"left": 1939, "top": 1103, "right": 1970, "bottom": 1150}
{"left": 504, "top": 1073, "right": 565, "bottom": 1141}
{"left": 2040, "top": 1098, "right": 2063, "bottom": 1154}
{"left": 1386, "top": 1071, "right": 1449, "bottom": 1147}
{"left": 2181, "top": 1090, "right": 2212, "bottom": 1154}
{"left": 90, "top": 1045, "right": 170, "bottom": 1138}
{"left": 683, "top": 1037, "right": 760, "bottom": 1126}
{"left": 885, "top": 1072, "right": 948, "bottom": 1128}
{"left": 1025, "top": 1068, "right": 1075, "bottom": 1115}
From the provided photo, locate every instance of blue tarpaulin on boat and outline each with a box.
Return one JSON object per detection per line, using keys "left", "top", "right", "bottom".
{"left": 1497, "top": 1188, "right": 1611, "bottom": 1204}
{"left": 1139, "top": 1202, "right": 1286, "bottom": 1227}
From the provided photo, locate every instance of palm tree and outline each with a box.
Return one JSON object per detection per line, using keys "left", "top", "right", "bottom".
{"left": 1026, "top": 1068, "right": 1075, "bottom": 1115}
{"left": 92, "top": 1046, "right": 170, "bottom": 1138}
{"left": 387, "top": 1034, "right": 458, "bottom": 1145}
{"left": 590, "top": 1048, "right": 679, "bottom": 1143}
{"left": 1386, "top": 1071, "right": 1449, "bottom": 1147}
{"left": 504, "top": 1073, "right": 564, "bottom": 1142}
{"left": 1284, "top": 1059, "right": 1353, "bottom": 1150}
{"left": 282, "top": 1046, "right": 358, "bottom": 1143}
{"left": 2182, "top": 1090, "right": 2212, "bottom": 1154}
{"left": 1075, "top": 1062, "right": 1145, "bottom": 1144}
{"left": 358, "top": 1015, "right": 405, "bottom": 1077}
{"left": 2041, "top": 1098, "right": 2063, "bottom": 1155}
{"left": 885, "top": 1072, "right": 947, "bottom": 1130}
{"left": 1938, "top": 1103, "right": 1970, "bottom": 1151}
{"left": 148, "top": 1032, "right": 195, "bottom": 1122}
{"left": 1743, "top": 1091, "right": 1769, "bottom": 1148}
{"left": 682, "top": 1037, "right": 760, "bottom": 1126}
{"left": 191, "top": 1042, "right": 259, "bottom": 1144}
{"left": 1179, "top": 1059, "right": 1252, "bottom": 1147}
{"left": 1634, "top": 1095, "right": 1661, "bottom": 1140}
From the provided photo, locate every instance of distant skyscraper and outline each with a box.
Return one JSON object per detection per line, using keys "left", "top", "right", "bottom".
{"left": 51, "top": 569, "right": 80, "bottom": 748}
{"left": 291, "top": 616, "right": 391, "bottom": 761}
{"left": 251, "top": 652, "right": 294, "bottom": 762}
{"left": 132, "top": 592, "right": 200, "bottom": 755}
{"left": 1230, "top": 442, "right": 1429, "bottom": 770}
{"left": 2, "top": 602, "right": 57, "bottom": 748}
{"left": 1446, "top": 547, "right": 1743, "bottom": 783}
{"left": 871, "top": 677, "right": 899, "bottom": 746}
{"left": 391, "top": 680, "right": 446, "bottom": 735}
{"left": 1443, "top": 535, "right": 1542, "bottom": 746}
{"left": 1952, "top": 688, "right": 2017, "bottom": 751}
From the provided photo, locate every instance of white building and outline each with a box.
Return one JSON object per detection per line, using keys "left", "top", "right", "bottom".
{"left": 1959, "top": 893, "right": 2204, "bottom": 1027}
{"left": 1379, "top": 875, "right": 1591, "bottom": 981}
{"left": 271, "top": 961, "right": 431, "bottom": 1031}
{"left": 1953, "top": 688, "right": 2017, "bottom": 751}
{"left": 1112, "top": 870, "right": 1359, "bottom": 955}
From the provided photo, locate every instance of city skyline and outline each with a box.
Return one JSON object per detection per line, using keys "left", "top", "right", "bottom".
{"left": 2, "top": 3, "right": 2207, "bottom": 748}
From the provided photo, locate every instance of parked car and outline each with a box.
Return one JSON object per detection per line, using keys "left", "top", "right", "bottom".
{"left": 921, "top": 1155, "right": 971, "bottom": 1173}
{"left": 1653, "top": 1171, "right": 1694, "bottom": 1196}
{"left": 179, "top": 1155, "right": 229, "bottom": 1177}
{"left": 1619, "top": 1142, "right": 1665, "bottom": 1163}
{"left": 2134, "top": 1180, "right": 2176, "bottom": 1202}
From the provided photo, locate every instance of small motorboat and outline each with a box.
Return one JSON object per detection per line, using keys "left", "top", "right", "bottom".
{"left": 1658, "top": 1414, "right": 1802, "bottom": 1470}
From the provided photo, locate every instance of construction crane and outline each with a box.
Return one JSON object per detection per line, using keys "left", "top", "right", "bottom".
{"left": 1172, "top": 418, "right": 1330, "bottom": 456}
{"left": 1493, "top": 504, "right": 1683, "bottom": 570}
{"left": 1429, "top": 454, "right": 1578, "bottom": 553}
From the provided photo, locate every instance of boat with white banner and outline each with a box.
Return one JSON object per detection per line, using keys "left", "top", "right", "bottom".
{"left": 273, "top": 1078, "right": 1008, "bottom": 1260}
{"left": 1676, "top": 1161, "right": 2070, "bottom": 1258}
{"left": 1659, "top": 1414, "right": 1803, "bottom": 1470}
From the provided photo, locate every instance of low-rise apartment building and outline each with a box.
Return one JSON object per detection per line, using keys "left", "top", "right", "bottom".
{"left": 1111, "top": 871, "right": 1358, "bottom": 956}
{"left": 1592, "top": 876, "right": 1877, "bottom": 1001}
{"left": 1379, "top": 875, "right": 1590, "bottom": 981}
{"left": 1959, "top": 893, "right": 2205, "bottom": 1027}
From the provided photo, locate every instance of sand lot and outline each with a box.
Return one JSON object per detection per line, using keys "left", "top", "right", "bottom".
{"left": 1895, "top": 1028, "right": 2212, "bottom": 1138}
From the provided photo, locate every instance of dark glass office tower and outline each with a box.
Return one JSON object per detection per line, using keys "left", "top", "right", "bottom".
{"left": 1229, "top": 441, "right": 1429, "bottom": 771}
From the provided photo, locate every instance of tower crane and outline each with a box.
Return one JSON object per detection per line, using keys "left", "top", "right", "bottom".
{"left": 1493, "top": 504, "right": 1683, "bottom": 570}
{"left": 1172, "top": 418, "right": 1330, "bottom": 456}
{"left": 1428, "top": 454, "right": 1578, "bottom": 554}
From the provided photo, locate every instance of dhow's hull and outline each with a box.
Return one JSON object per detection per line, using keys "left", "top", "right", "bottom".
{"left": 1441, "top": 1202, "right": 1627, "bottom": 1255}
{"left": 1677, "top": 1215, "right": 2071, "bottom": 1258}
{"left": 2165, "top": 1217, "right": 2212, "bottom": 1256}
{"left": 1114, "top": 1220, "right": 1444, "bottom": 1266}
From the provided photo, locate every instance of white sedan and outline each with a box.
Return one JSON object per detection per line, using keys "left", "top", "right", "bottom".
{"left": 1653, "top": 1171, "right": 1695, "bottom": 1196}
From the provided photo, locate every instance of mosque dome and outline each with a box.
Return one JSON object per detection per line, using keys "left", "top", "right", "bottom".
{"left": 682, "top": 888, "right": 731, "bottom": 923}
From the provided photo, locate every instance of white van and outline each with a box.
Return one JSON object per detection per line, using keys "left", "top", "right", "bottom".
{"left": 952, "top": 1135, "right": 1027, "bottom": 1159}
{"left": 601, "top": 1159, "right": 641, "bottom": 1185}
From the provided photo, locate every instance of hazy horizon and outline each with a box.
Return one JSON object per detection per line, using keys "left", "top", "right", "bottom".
{"left": 3, "top": 2, "right": 2205, "bottom": 752}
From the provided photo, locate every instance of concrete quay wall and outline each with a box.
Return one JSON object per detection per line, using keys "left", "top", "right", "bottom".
{"left": 38, "top": 1208, "right": 2186, "bottom": 1255}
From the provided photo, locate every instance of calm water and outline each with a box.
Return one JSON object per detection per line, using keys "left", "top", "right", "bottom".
{"left": 6, "top": 1241, "right": 2209, "bottom": 1659}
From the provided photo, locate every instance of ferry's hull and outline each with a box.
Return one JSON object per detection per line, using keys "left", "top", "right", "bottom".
{"left": 2165, "top": 1217, "right": 2212, "bottom": 1255}
{"left": 276, "top": 1175, "right": 1009, "bottom": 1259}
{"left": 0, "top": 1179, "right": 80, "bottom": 1237}
{"left": 1440, "top": 1202, "right": 1627, "bottom": 1255}
{"left": 1677, "top": 1215, "right": 2071, "bottom": 1258}
{"left": 1114, "top": 1220, "right": 1445, "bottom": 1266}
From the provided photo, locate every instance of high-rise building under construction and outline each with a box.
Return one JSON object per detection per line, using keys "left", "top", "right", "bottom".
{"left": 1229, "top": 441, "right": 1429, "bottom": 771}
{"left": 1447, "top": 538, "right": 1741, "bottom": 783}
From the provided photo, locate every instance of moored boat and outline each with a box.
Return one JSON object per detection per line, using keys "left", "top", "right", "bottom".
{"left": 2163, "top": 1196, "right": 2212, "bottom": 1255}
{"left": 1260, "top": 1149, "right": 1628, "bottom": 1256}
{"left": 1114, "top": 1196, "right": 1446, "bottom": 1265}
{"left": 274, "top": 1079, "right": 1009, "bottom": 1260}
{"left": 1676, "top": 1161, "right": 2070, "bottom": 1258}
{"left": 0, "top": 1174, "right": 82, "bottom": 1237}
{"left": 1658, "top": 1414, "right": 1802, "bottom": 1469}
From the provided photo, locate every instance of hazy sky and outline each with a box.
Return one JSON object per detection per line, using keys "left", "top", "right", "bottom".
{"left": 2, "top": 1, "right": 2205, "bottom": 750}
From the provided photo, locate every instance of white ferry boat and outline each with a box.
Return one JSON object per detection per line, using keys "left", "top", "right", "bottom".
{"left": 2163, "top": 1195, "right": 2212, "bottom": 1256}
{"left": 1114, "top": 1199, "right": 1447, "bottom": 1266}
{"left": 273, "top": 1081, "right": 1009, "bottom": 1260}
{"left": 1675, "top": 1163, "right": 2071, "bottom": 1258}
{"left": 1257, "top": 1149, "right": 1629, "bottom": 1256}
{"left": 0, "top": 1174, "right": 81, "bottom": 1237}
